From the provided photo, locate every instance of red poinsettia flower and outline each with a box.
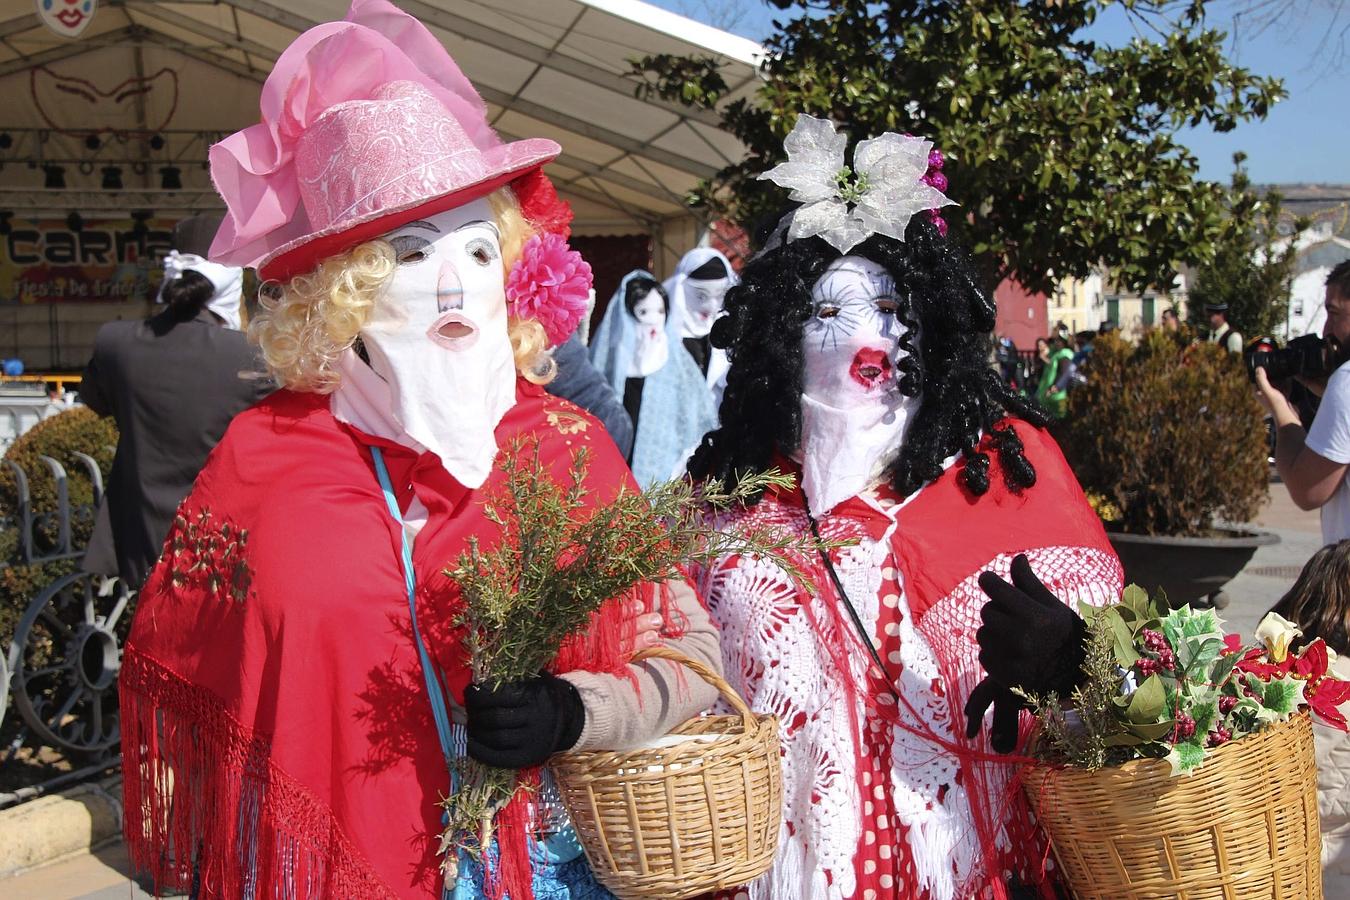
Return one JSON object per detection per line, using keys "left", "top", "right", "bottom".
{"left": 1222, "top": 634, "right": 1245, "bottom": 655}
{"left": 1293, "top": 639, "right": 1332, "bottom": 681}
{"left": 1308, "top": 676, "right": 1350, "bottom": 731}
{"left": 1235, "top": 646, "right": 1294, "bottom": 680}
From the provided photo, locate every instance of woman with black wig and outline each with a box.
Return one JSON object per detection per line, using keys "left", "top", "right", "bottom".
{"left": 691, "top": 115, "right": 1122, "bottom": 900}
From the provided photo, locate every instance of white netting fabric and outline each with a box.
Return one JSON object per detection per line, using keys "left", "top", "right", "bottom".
{"left": 705, "top": 493, "right": 1123, "bottom": 900}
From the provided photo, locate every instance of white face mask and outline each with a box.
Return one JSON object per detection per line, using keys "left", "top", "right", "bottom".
{"left": 683, "top": 276, "right": 730, "bottom": 338}
{"left": 629, "top": 287, "right": 669, "bottom": 378}
{"left": 632, "top": 290, "right": 666, "bottom": 327}
{"left": 797, "top": 256, "right": 921, "bottom": 516}
{"left": 338, "top": 197, "right": 517, "bottom": 489}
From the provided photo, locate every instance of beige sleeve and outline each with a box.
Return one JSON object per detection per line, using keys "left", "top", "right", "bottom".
{"left": 560, "top": 578, "right": 723, "bottom": 752}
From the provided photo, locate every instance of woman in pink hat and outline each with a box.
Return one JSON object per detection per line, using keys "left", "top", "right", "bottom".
{"left": 117, "top": 3, "right": 721, "bottom": 898}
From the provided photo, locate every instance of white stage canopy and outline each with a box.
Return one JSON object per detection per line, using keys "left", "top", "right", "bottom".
{"left": 0, "top": 0, "right": 761, "bottom": 264}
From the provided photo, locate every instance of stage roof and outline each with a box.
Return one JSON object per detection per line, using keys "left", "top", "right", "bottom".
{"left": 0, "top": 0, "right": 762, "bottom": 235}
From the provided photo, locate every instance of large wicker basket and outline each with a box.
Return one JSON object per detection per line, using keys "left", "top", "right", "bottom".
{"left": 1023, "top": 712, "right": 1322, "bottom": 899}
{"left": 549, "top": 646, "right": 782, "bottom": 899}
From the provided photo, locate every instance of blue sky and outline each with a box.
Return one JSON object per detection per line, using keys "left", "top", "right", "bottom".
{"left": 648, "top": 1, "right": 1348, "bottom": 185}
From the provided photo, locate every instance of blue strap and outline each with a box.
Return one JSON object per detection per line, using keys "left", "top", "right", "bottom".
{"left": 368, "top": 446, "right": 457, "bottom": 763}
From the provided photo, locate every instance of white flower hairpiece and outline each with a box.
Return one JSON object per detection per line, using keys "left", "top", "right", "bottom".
{"left": 758, "top": 114, "right": 955, "bottom": 255}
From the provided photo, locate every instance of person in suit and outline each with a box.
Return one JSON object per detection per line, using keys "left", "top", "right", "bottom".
{"left": 79, "top": 214, "right": 274, "bottom": 588}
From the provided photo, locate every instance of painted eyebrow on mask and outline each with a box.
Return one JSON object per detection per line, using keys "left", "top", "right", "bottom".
{"left": 392, "top": 219, "right": 501, "bottom": 238}
{"left": 456, "top": 219, "right": 501, "bottom": 237}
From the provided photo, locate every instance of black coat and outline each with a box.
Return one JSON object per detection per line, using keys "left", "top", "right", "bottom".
{"left": 545, "top": 332, "right": 634, "bottom": 458}
{"left": 79, "top": 311, "right": 274, "bottom": 587}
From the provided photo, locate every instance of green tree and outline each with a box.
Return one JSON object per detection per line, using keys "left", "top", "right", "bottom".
{"left": 633, "top": 0, "right": 1284, "bottom": 294}
{"left": 1187, "top": 152, "right": 1308, "bottom": 341}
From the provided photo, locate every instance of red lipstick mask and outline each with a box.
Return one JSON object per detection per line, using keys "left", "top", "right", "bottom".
{"left": 802, "top": 257, "right": 909, "bottom": 407}
{"left": 797, "top": 256, "right": 922, "bottom": 515}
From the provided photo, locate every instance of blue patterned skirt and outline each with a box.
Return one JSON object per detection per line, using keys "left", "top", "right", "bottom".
{"left": 449, "top": 828, "right": 616, "bottom": 900}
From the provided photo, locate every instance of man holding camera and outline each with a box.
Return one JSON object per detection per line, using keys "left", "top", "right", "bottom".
{"left": 1256, "top": 262, "right": 1350, "bottom": 542}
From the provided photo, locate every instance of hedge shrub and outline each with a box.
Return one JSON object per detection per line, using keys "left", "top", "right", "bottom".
{"left": 1, "top": 408, "right": 117, "bottom": 644}
{"left": 1056, "top": 332, "right": 1268, "bottom": 536}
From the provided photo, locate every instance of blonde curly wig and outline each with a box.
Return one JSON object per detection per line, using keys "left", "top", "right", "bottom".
{"left": 250, "top": 186, "right": 556, "bottom": 393}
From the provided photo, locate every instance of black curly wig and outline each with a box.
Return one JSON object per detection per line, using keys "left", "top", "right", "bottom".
{"left": 687, "top": 214, "right": 1049, "bottom": 501}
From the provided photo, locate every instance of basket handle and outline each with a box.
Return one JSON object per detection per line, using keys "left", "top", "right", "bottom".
{"left": 631, "top": 645, "right": 757, "bottom": 733}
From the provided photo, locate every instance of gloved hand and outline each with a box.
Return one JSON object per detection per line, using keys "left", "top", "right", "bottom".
{"left": 464, "top": 672, "right": 586, "bottom": 769}
{"left": 964, "top": 554, "right": 1087, "bottom": 753}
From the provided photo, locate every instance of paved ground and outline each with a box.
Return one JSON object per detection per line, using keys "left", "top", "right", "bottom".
{"left": 2, "top": 483, "right": 1328, "bottom": 899}
{"left": 1220, "top": 477, "right": 1324, "bottom": 640}
{"left": 3, "top": 842, "right": 159, "bottom": 900}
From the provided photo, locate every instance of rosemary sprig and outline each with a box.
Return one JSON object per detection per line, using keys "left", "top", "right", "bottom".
{"left": 437, "top": 437, "right": 825, "bottom": 866}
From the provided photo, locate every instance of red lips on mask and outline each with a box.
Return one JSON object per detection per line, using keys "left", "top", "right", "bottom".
{"left": 849, "top": 347, "right": 894, "bottom": 389}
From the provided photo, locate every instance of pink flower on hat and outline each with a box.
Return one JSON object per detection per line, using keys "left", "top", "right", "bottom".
{"left": 506, "top": 233, "right": 593, "bottom": 347}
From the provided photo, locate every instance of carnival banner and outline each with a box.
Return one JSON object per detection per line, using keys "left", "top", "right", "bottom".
{"left": 0, "top": 216, "right": 175, "bottom": 304}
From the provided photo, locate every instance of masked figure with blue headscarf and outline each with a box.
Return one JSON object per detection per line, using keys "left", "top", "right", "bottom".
{"left": 590, "top": 270, "right": 717, "bottom": 485}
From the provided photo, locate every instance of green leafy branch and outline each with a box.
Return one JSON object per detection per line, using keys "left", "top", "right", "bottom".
{"left": 437, "top": 437, "right": 829, "bottom": 867}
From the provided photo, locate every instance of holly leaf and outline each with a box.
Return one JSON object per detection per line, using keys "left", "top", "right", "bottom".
{"left": 1190, "top": 695, "right": 1220, "bottom": 736}
{"left": 1260, "top": 675, "right": 1305, "bottom": 717}
{"left": 1182, "top": 608, "right": 1222, "bottom": 639}
{"left": 1179, "top": 636, "right": 1223, "bottom": 680}
{"left": 1165, "top": 738, "right": 1208, "bottom": 776}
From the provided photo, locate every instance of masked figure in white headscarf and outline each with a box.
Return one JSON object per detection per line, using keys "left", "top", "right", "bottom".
{"left": 663, "top": 248, "right": 736, "bottom": 406}
{"left": 590, "top": 270, "right": 717, "bottom": 485}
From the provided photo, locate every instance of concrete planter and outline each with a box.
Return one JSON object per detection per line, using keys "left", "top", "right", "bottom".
{"left": 1107, "top": 526, "right": 1280, "bottom": 607}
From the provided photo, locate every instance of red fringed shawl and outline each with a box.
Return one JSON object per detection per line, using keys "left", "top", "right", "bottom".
{"left": 120, "top": 382, "right": 640, "bottom": 899}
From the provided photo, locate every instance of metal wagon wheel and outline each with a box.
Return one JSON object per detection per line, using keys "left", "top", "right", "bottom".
{"left": 0, "top": 650, "right": 9, "bottom": 729}
{"left": 8, "top": 571, "right": 134, "bottom": 755}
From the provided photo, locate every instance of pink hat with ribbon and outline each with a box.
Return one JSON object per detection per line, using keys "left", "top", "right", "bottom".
{"left": 208, "top": 0, "right": 561, "bottom": 283}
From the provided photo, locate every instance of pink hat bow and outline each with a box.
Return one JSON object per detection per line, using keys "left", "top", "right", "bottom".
{"left": 209, "top": 0, "right": 560, "bottom": 282}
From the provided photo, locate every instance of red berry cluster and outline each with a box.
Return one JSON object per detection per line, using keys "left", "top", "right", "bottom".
{"left": 1134, "top": 630, "right": 1177, "bottom": 677}
{"left": 1141, "top": 629, "right": 1167, "bottom": 652}
{"left": 1174, "top": 713, "right": 1196, "bottom": 741}
{"left": 1219, "top": 695, "right": 1238, "bottom": 714}
{"left": 1207, "top": 725, "right": 1232, "bottom": 747}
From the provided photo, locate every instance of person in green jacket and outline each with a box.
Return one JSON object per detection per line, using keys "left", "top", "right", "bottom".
{"left": 1035, "top": 335, "right": 1076, "bottom": 418}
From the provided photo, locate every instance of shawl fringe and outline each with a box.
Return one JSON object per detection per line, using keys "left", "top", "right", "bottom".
{"left": 120, "top": 647, "right": 399, "bottom": 900}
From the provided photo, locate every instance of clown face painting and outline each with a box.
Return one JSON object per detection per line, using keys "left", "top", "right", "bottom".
{"left": 38, "top": 0, "right": 97, "bottom": 39}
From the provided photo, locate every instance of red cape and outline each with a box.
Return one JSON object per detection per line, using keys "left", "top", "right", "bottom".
{"left": 121, "top": 382, "right": 637, "bottom": 898}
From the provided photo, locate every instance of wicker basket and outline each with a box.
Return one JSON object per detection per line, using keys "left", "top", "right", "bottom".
{"left": 549, "top": 646, "right": 782, "bottom": 899}
{"left": 1023, "top": 712, "right": 1322, "bottom": 899}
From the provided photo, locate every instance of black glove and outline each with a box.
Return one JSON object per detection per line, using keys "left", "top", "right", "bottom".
{"left": 964, "top": 554, "right": 1087, "bottom": 753}
{"left": 464, "top": 672, "right": 586, "bottom": 769}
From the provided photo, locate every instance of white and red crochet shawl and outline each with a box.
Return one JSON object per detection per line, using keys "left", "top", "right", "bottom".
{"left": 702, "top": 419, "right": 1122, "bottom": 900}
